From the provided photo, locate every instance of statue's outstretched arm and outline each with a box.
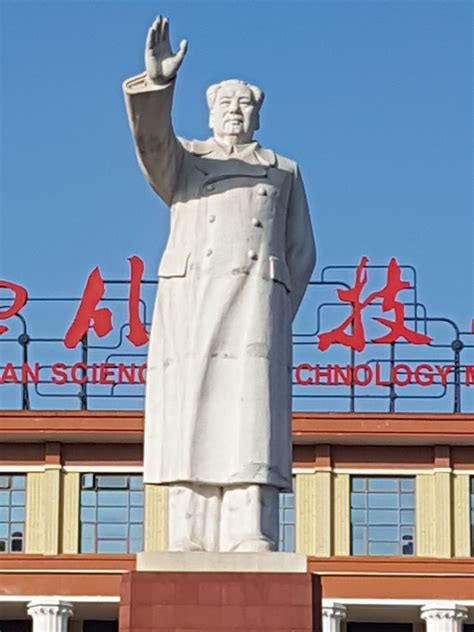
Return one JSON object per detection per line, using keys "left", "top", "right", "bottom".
{"left": 123, "top": 17, "right": 188, "bottom": 206}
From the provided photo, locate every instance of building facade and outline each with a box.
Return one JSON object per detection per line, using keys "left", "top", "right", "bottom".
{"left": 0, "top": 410, "right": 473, "bottom": 631}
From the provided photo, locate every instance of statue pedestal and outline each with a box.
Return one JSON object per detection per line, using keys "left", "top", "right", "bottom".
{"left": 119, "top": 553, "right": 321, "bottom": 631}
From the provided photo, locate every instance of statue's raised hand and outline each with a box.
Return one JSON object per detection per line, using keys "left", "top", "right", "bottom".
{"left": 145, "top": 16, "right": 187, "bottom": 85}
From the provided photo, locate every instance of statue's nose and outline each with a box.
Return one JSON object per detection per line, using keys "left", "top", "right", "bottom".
{"left": 229, "top": 99, "right": 240, "bottom": 113}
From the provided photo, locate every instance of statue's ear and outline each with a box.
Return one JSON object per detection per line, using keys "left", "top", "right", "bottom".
{"left": 254, "top": 111, "right": 260, "bottom": 132}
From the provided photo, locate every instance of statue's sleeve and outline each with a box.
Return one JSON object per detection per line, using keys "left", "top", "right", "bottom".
{"left": 286, "top": 164, "right": 316, "bottom": 319}
{"left": 123, "top": 72, "right": 184, "bottom": 207}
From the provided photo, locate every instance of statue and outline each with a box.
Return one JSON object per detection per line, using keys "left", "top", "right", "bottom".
{"left": 123, "top": 16, "right": 316, "bottom": 553}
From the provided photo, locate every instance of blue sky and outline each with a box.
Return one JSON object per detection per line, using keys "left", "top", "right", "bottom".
{"left": 0, "top": 0, "right": 472, "bottom": 410}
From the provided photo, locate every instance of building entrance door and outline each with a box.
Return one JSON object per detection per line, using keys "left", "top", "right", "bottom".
{"left": 0, "top": 622, "right": 31, "bottom": 632}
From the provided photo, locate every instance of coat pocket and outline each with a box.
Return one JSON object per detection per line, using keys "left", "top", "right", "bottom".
{"left": 158, "top": 251, "right": 190, "bottom": 278}
{"left": 268, "top": 255, "right": 292, "bottom": 292}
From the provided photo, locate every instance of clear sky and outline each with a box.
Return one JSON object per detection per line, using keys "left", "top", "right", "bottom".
{"left": 0, "top": 0, "right": 472, "bottom": 411}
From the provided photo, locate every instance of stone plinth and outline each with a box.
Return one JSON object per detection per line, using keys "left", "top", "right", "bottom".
{"left": 119, "top": 570, "right": 321, "bottom": 631}
{"left": 136, "top": 551, "right": 308, "bottom": 573}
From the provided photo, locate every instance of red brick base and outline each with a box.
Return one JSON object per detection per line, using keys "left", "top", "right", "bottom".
{"left": 119, "top": 571, "right": 321, "bottom": 631}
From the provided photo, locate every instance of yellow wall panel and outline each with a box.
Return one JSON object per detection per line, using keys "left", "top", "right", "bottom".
{"left": 434, "top": 471, "right": 452, "bottom": 558}
{"left": 61, "top": 472, "right": 80, "bottom": 554}
{"left": 25, "top": 472, "right": 44, "bottom": 553}
{"left": 42, "top": 468, "right": 61, "bottom": 555}
{"left": 415, "top": 474, "right": 436, "bottom": 557}
{"left": 333, "top": 473, "right": 350, "bottom": 556}
{"left": 453, "top": 473, "right": 471, "bottom": 557}
{"left": 144, "top": 484, "right": 168, "bottom": 551}
{"left": 296, "top": 472, "right": 331, "bottom": 556}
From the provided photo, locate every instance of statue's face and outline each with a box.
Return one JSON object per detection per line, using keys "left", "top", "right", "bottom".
{"left": 210, "top": 84, "right": 258, "bottom": 144}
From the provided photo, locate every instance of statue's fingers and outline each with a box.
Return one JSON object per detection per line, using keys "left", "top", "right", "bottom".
{"left": 174, "top": 39, "right": 188, "bottom": 64}
{"left": 146, "top": 26, "right": 155, "bottom": 50}
{"left": 151, "top": 16, "right": 162, "bottom": 42}
{"left": 161, "top": 17, "right": 169, "bottom": 44}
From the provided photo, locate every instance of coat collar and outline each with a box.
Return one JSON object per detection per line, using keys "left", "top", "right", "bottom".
{"left": 183, "top": 137, "right": 277, "bottom": 167}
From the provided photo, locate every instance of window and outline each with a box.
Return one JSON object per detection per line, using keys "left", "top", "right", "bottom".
{"left": 350, "top": 477, "right": 415, "bottom": 556}
{"left": 0, "top": 475, "right": 26, "bottom": 553}
{"left": 278, "top": 490, "right": 295, "bottom": 552}
{"left": 80, "top": 474, "right": 144, "bottom": 554}
{"left": 470, "top": 477, "right": 474, "bottom": 556}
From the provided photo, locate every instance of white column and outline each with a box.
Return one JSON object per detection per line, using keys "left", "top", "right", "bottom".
{"left": 322, "top": 603, "right": 347, "bottom": 632}
{"left": 420, "top": 602, "right": 468, "bottom": 632}
{"left": 27, "top": 599, "right": 73, "bottom": 632}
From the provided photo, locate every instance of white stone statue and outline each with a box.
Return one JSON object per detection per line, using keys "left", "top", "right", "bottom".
{"left": 123, "top": 16, "right": 316, "bottom": 553}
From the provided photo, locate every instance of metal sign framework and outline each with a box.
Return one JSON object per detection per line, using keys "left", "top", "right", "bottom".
{"left": 0, "top": 262, "right": 472, "bottom": 413}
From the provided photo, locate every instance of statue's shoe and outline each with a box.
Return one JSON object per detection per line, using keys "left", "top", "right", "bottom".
{"left": 231, "top": 536, "right": 277, "bottom": 553}
{"left": 168, "top": 538, "right": 204, "bottom": 552}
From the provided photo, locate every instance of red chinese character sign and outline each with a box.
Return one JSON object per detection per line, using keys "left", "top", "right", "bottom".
{"left": 318, "top": 257, "right": 432, "bottom": 352}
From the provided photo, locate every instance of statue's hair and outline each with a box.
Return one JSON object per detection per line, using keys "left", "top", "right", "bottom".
{"left": 206, "top": 79, "right": 265, "bottom": 111}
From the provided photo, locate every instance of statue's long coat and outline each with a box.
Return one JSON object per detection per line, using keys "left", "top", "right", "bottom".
{"left": 124, "top": 73, "right": 316, "bottom": 491}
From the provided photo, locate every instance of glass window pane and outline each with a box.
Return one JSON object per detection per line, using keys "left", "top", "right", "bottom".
{"left": 352, "top": 538, "right": 365, "bottom": 555}
{"left": 98, "top": 491, "right": 129, "bottom": 507}
{"left": 401, "top": 510, "right": 415, "bottom": 525}
{"left": 283, "top": 508, "right": 295, "bottom": 523}
{"left": 11, "top": 476, "right": 25, "bottom": 490}
{"left": 0, "top": 507, "right": 9, "bottom": 522}
{"left": 351, "top": 478, "right": 366, "bottom": 492}
{"left": 129, "top": 476, "right": 144, "bottom": 491}
{"left": 368, "top": 509, "right": 398, "bottom": 524}
{"left": 130, "top": 492, "right": 144, "bottom": 507}
{"left": 0, "top": 492, "right": 9, "bottom": 506}
{"left": 80, "top": 507, "right": 96, "bottom": 522}
{"left": 401, "top": 494, "right": 414, "bottom": 509}
{"left": 81, "top": 491, "right": 97, "bottom": 507}
{"left": 10, "top": 507, "right": 25, "bottom": 522}
{"left": 0, "top": 477, "right": 10, "bottom": 489}
{"left": 97, "top": 507, "right": 129, "bottom": 523}
{"left": 401, "top": 478, "right": 414, "bottom": 492}
{"left": 11, "top": 492, "right": 25, "bottom": 506}
{"left": 130, "top": 524, "right": 143, "bottom": 540}
{"left": 130, "top": 507, "right": 143, "bottom": 523}
{"left": 368, "top": 478, "right": 398, "bottom": 492}
{"left": 81, "top": 523, "right": 95, "bottom": 541}
{"left": 368, "top": 493, "right": 399, "bottom": 509}
{"left": 98, "top": 523, "right": 129, "bottom": 539}
{"left": 81, "top": 539, "right": 95, "bottom": 553}
{"left": 351, "top": 509, "right": 367, "bottom": 524}
{"left": 97, "top": 476, "right": 128, "bottom": 489}
{"left": 369, "top": 541, "right": 398, "bottom": 555}
{"left": 81, "top": 474, "right": 95, "bottom": 489}
{"left": 0, "top": 524, "right": 8, "bottom": 537}
{"left": 98, "top": 540, "right": 127, "bottom": 554}
{"left": 351, "top": 493, "right": 366, "bottom": 509}
{"left": 368, "top": 526, "right": 398, "bottom": 541}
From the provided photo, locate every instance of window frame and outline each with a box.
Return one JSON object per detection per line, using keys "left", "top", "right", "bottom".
{"left": 350, "top": 475, "right": 415, "bottom": 557}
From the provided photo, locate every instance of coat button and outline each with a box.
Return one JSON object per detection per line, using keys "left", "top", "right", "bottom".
{"left": 257, "top": 187, "right": 267, "bottom": 196}
{"left": 206, "top": 248, "right": 213, "bottom": 256}
{"left": 209, "top": 215, "right": 216, "bottom": 223}
{"left": 248, "top": 250, "right": 258, "bottom": 261}
{"left": 251, "top": 217, "right": 262, "bottom": 227}
{"left": 205, "top": 184, "right": 214, "bottom": 192}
